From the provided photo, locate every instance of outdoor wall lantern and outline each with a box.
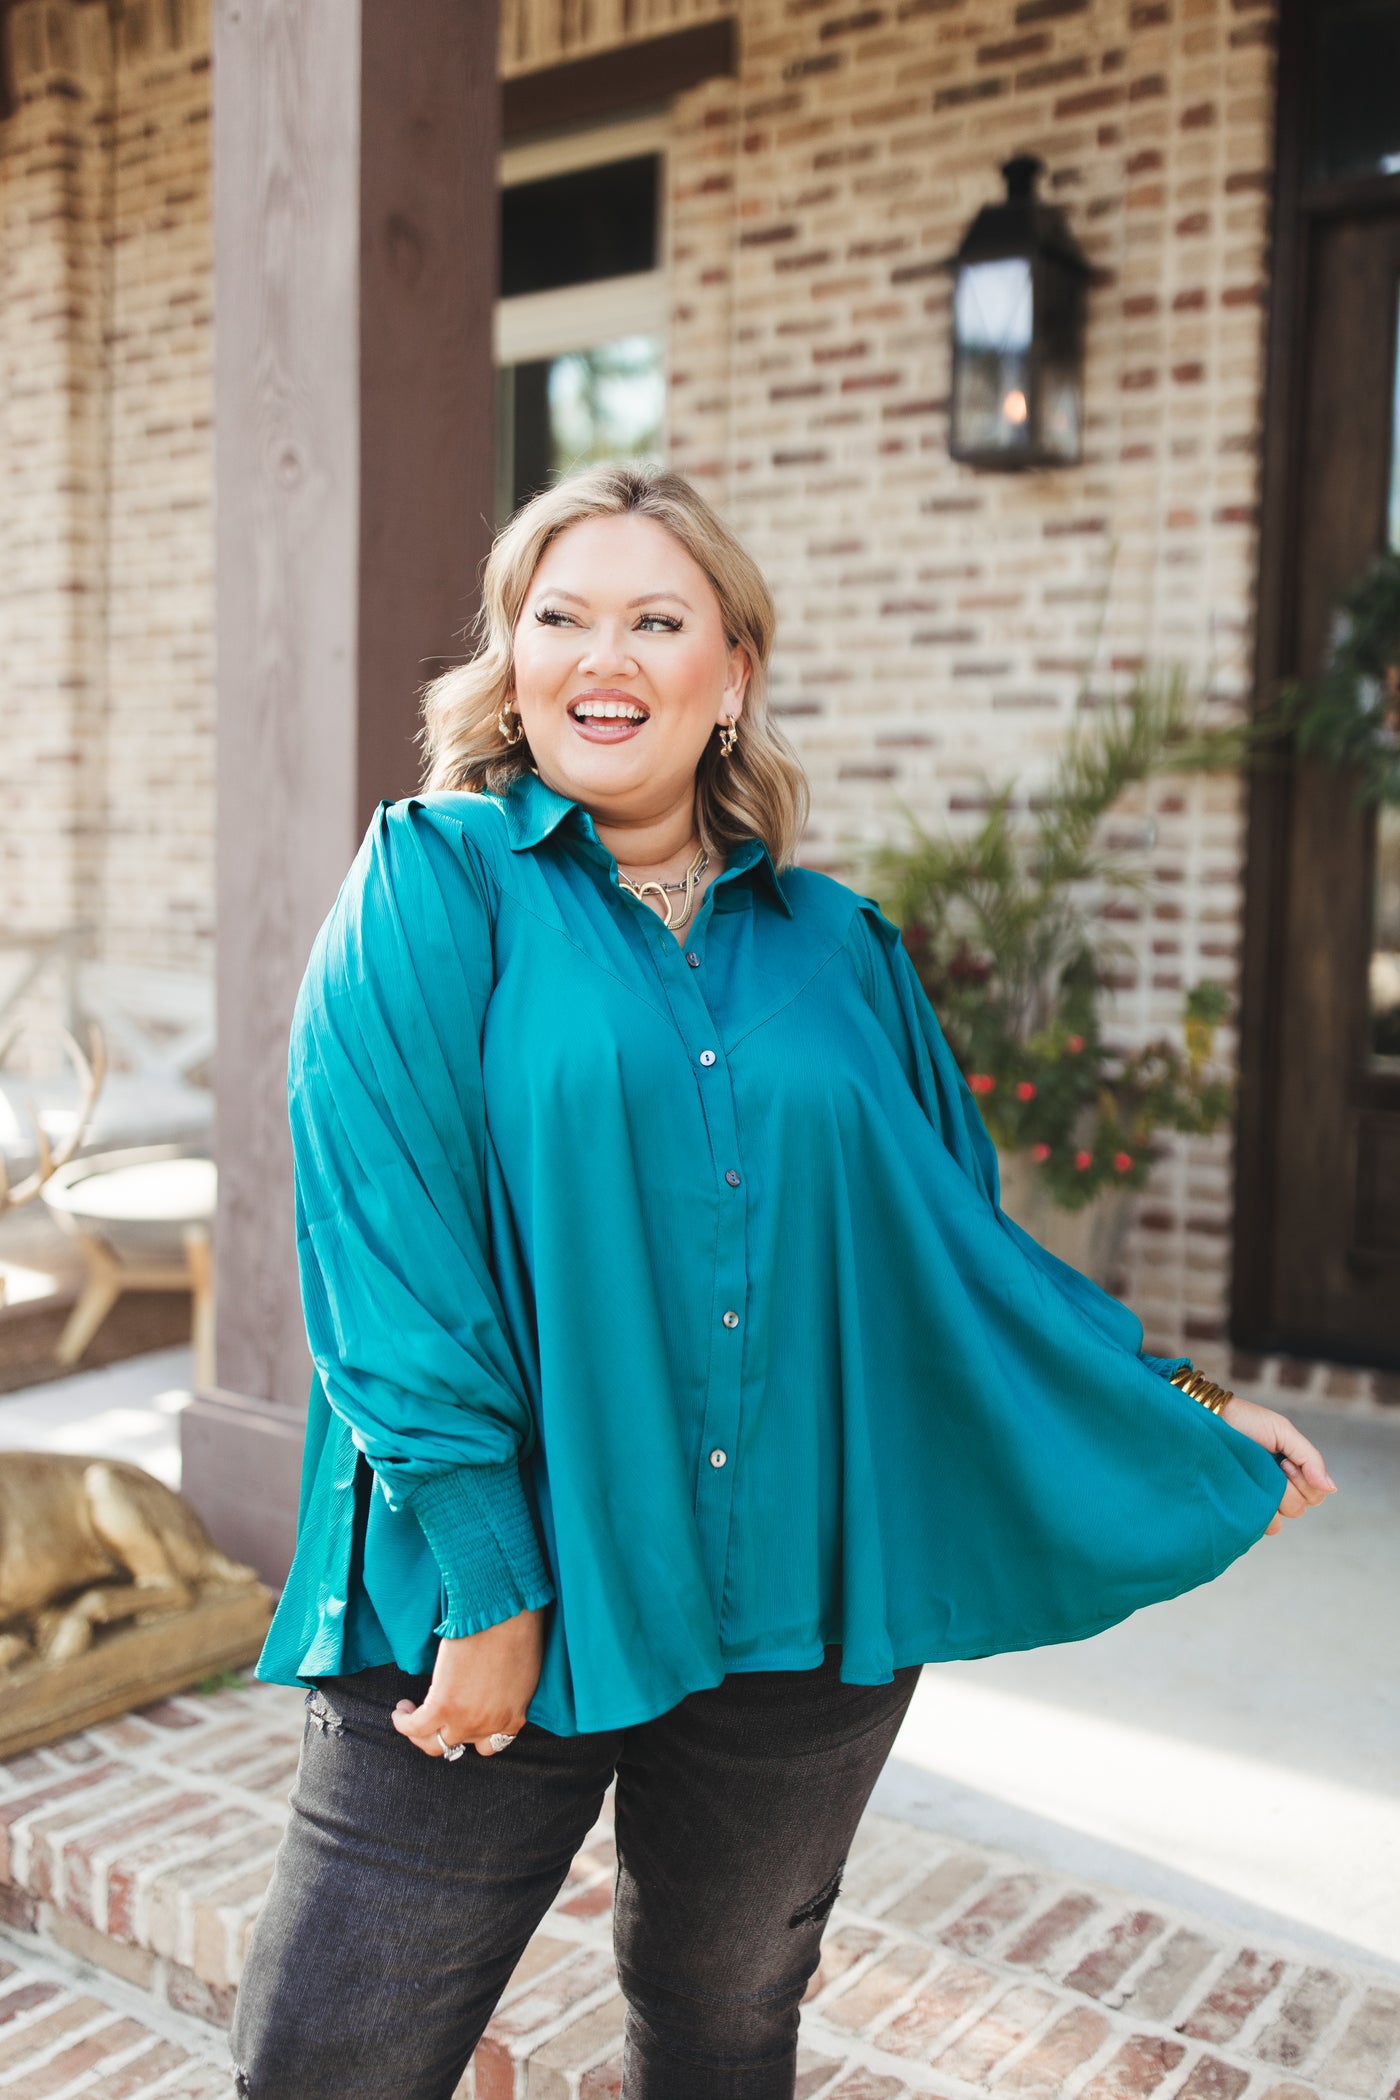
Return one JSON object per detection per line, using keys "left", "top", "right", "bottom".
{"left": 946, "top": 154, "right": 1092, "bottom": 471}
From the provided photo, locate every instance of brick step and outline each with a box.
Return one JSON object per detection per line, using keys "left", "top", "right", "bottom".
{"left": 0, "top": 1680, "right": 303, "bottom": 2034}
{"left": 2, "top": 1679, "right": 1398, "bottom": 2100}
{"left": 0, "top": 1924, "right": 229, "bottom": 2098}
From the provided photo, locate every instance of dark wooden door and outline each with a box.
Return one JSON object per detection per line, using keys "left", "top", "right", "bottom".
{"left": 1265, "top": 210, "right": 1400, "bottom": 1363}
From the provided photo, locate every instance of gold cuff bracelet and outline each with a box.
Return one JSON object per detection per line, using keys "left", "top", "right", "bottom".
{"left": 1169, "top": 1365, "right": 1235, "bottom": 1416}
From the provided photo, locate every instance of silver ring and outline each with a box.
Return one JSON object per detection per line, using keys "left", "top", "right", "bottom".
{"left": 487, "top": 1731, "right": 517, "bottom": 1752}
{"left": 436, "top": 1729, "right": 466, "bottom": 1762}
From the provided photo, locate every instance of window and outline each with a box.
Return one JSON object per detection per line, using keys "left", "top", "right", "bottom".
{"left": 496, "top": 119, "right": 668, "bottom": 521}
{"left": 1308, "top": 0, "right": 1400, "bottom": 186}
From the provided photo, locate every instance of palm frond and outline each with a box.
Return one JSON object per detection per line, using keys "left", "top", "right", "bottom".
{"left": 859, "top": 664, "right": 1251, "bottom": 1035}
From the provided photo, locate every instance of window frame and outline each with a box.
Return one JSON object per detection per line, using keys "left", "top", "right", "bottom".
{"left": 495, "top": 114, "right": 670, "bottom": 368}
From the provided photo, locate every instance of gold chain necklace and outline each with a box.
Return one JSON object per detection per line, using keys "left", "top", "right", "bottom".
{"left": 617, "top": 847, "right": 711, "bottom": 931}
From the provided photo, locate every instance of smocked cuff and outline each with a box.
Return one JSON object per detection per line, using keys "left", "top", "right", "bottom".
{"left": 408, "top": 1459, "right": 556, "bottom": 1640}
{"left": 1140, "top": 1350, "right": 1194, "bottom": 1383}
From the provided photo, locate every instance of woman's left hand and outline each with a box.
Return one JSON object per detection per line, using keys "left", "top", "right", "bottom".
{"left": 1218, "top": 1395, "right": 1338, "bottom": 1534}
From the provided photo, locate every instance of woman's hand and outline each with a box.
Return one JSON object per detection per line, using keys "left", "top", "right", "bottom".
{"left": 1219, "top": 1395, "right": 1338, "bottom": 1535}
{"left": 391, "top": 1603, "right": 547, "bottom": 1758}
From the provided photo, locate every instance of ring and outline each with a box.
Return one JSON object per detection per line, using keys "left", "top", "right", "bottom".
{"left": 487, "top": 1731, "right": 517, "bottom": 1752}
{"left": 436, "top": 1729, "right": 466, "bottom": 1762}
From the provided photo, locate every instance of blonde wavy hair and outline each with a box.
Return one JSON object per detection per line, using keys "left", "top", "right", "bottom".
{"left": 417, "top": 464, "right": 810, "bottom": 870}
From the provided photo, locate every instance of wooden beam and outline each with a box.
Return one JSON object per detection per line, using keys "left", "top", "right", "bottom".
{"left": 502, "top": 20, "right": 737, "bottom": 142}
{"left": 359, "top": 2, "right": 498, "bottom": 808}
{"left": 187, "top": 0, "right": 500, "bottom": 1583}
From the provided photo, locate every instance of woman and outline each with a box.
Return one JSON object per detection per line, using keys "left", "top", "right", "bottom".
{"left": 230, "top": 465, "right": 1334, "bottom": 2100}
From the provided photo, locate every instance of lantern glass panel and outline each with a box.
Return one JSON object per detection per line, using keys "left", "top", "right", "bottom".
{"left": 1040, "top": 362, "right": 1081, "bottom": 461}
{"left": 953, "top": 257, "right": 1034, "bottom": 454}
{"left": 1035, "top": 259, "right": 1085, "bottom": 464}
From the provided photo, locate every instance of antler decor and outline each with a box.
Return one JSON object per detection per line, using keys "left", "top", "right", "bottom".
{"left": 0, "top": 1018, "right": 108, "bottom": 1208}
{"left": 0, "top": 1452, "right": 272, "bottom": 1756}
{"left": 0, "top": 1019, "right": 107, "bottom": 1307}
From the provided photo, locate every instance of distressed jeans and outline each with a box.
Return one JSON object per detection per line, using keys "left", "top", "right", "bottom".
{"left": 229, "top": 1647, "right": 921, "bottom": 2100}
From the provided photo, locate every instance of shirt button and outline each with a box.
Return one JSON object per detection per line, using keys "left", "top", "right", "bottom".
{"left": 709, "top": 1448, "right": 727, "bottom": 1468}
{"left": 725, "top": 1170, "right": 741, "bottom": 1186}
{"left": 722, "top": 1309, "right": 739, "bottom": 1328}
{"left": 685, "top": 952, "right": 700, "bottom": 968}
{"left": 699, "top": 1049, "right": 717, "bottom": 1066}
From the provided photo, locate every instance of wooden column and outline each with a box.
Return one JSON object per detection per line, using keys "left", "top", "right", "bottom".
{"left": 183, "top": 0, "right": 500, "bottom": 1582}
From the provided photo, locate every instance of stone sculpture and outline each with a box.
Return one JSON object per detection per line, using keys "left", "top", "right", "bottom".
{"left": 0, "top": 1453, "right": 273, "bottom": 1756}
{"left": 0, "top": 1451, "right": 260, "bottom": 1669}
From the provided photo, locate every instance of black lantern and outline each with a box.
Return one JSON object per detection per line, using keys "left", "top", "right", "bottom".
{"left": 946, "top": 155, "right": 1091, "bottom": 470}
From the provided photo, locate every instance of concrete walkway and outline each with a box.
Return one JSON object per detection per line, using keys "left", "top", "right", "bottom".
{"left": 873, "top": 1400, "right": 1400, "bottom": 1977}
{"left": 0, "top": 1344, "right": 191, "bottom": 1488}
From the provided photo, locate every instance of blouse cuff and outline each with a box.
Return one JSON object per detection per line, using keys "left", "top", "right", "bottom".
{"left": 1140, "top": 1350, "right": 1194, "bottom": 1382}
{"left": 408, "top": 1459, "right": 556, "bottom": 1640}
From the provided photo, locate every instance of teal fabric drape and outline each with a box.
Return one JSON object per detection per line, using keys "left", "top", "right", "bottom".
{"left": 257, "top": 770, "right": 1283, "bottom": 1735}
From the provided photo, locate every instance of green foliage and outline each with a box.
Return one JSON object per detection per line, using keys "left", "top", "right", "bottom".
{"left": 194, "top": 1668, "right": 248, "bottom": 1695}
{"left": 1276, "top": 552, "right": 1400, "bottom": 806}
{"left": 863, "top": 670, "right": 1240, "bottom": 1209}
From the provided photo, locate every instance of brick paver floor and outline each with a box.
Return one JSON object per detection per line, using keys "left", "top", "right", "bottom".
{"left": 1, "top": 1678, "right": 1397, "bottom": 2100}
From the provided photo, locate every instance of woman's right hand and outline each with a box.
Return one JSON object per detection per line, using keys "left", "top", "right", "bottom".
{"left": 1218, "top": 1394, "right": 1337, "bottom": 1534}
{"left": 391, "top": 1603, "right": 547, "bottom": 1758}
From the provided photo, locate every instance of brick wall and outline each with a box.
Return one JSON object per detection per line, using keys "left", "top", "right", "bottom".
{"left": 498, "top": 0, "right": 735, "bottom": 75}
{"left": 663, "top": 0, "right": 1279, "bottom": 1356}
{"left": 0, "top": 0, "right": 213, "bottom": 1005}
{"left": 0, "top": 0, "right": 1280, "bottom": 1356}
{"left": 101, "top": 0, "right": 215, "bottom": 974}
{"left": 0, "top": 3, "right": 109, "bottom": 958}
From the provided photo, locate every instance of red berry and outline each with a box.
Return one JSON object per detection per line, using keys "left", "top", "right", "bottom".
{"left": 1016, "top": 1080, "right": 1036, "bottom": 1100}
{"left": 968, "top": 1073, "right": 996, "bottom": 1094}
{"left": 1031, "top": 1141, "right": 1051, "bottom": 1163}
{"left": 1074, "top": 1149, "right": 1093, "bottom": 1170}
{"left": 1113, "top": 1151, "right": 1134, "bottom": 1172}
{"left": 1067, "top": 1035, "right": 1086, "bottom": 1053}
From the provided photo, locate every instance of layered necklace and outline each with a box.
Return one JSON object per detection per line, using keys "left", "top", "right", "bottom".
{"left": 617, "top": 846, "right": 712, "bottom": 932}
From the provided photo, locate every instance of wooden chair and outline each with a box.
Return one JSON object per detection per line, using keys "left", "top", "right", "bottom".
{"left": 40, "top": 1143, "right": 217, "bottom": 1384}
{"left": 0, "top": 937, "right": 213, "bottom": 1170}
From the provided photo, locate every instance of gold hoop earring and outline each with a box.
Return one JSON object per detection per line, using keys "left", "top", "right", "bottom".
{"left": 498, "top": 703, "right": 524, "bottom": 746}
{"left": 717, "top": 716, "right": 738, "bottom": 758}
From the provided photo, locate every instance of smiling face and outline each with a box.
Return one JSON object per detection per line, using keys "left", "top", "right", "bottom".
{"left": 509, "top": 512, "right": 751, "bottom": 822}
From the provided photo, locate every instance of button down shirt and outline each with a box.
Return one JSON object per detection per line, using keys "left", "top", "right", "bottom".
{"left": 257, "top": 769, "right": 1283, "bottom": 1734}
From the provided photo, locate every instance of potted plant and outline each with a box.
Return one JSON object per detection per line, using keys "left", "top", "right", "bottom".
{"left": 859, "top": 669, "right": 1243, "bottom": 1287}
{"left": 1275, "top": 549, "right": 1400, "bottom": 807}
{"left": 1271, "top": 550, "right": 1400, "bottom": 1061}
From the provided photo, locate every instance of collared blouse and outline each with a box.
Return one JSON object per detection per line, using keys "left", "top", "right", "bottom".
{"left": 256, "top": 768, "right": 1283, "bottom": 1735}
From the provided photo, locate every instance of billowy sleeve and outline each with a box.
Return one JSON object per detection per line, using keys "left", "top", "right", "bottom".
{"left": 845, "top": 894, "right": 1195, "bottom": 1386}
{"left": 287, "top": 799, "right": 555, "bottom": 1639}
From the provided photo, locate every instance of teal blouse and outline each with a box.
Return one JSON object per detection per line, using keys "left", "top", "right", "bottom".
{"left": 257, "top": 768, "right": 1284, "bottom": 1734}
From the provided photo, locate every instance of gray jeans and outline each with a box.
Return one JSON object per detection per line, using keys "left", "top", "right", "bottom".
{"left": 229, "top": 1647, "right": 921, "bottom": 2100}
